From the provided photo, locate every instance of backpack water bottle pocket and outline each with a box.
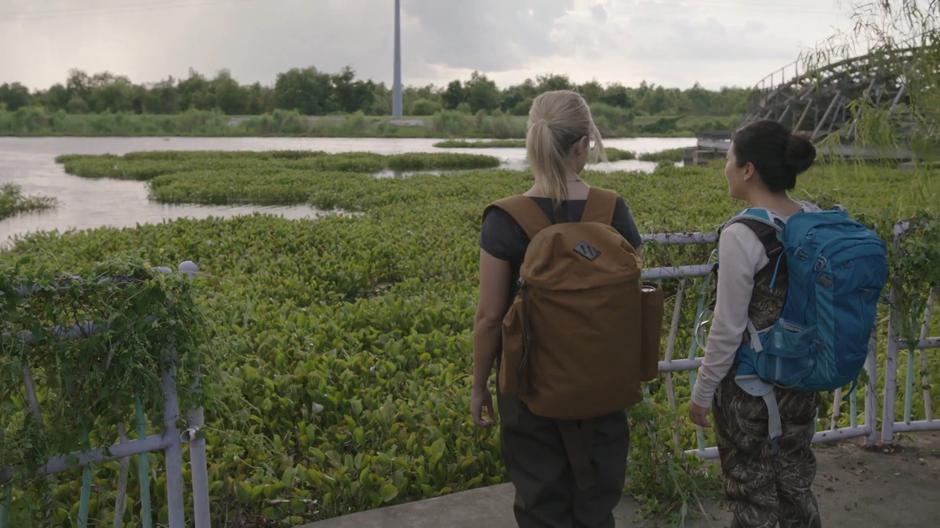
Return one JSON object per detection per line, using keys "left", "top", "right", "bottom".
{"left": 755, "top": 319, "right": 817, "bottom": 387}
{"left": 499, "top": 297, "right": 527, "bottom": 396}
{"left": 639, "top": 284, "right": 664, "bottom": 381}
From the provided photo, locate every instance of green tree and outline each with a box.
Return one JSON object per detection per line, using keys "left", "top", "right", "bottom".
{"left": 212, "top": 70, "right": 247, "bottom": 114}
{"left": 842, "top": 0, "right": 939, "bottom": 155}
{"left": 144, "top": 77, "right": 180, "bottom": 114}
{"left": 645, "top": 85, "right": 677, "bottom": 114}
{"left": 369, "top": 83, "right": 392, "bottom": 115}
{"left": 66, "top": 96, "right": 89, "bottom": 114}
{"left": 332, "top": 67, "right": 375, "bottom": 113}
{"left": 464, "top": 71, "right": 500, "bottom": 113}
{"left": 535, "top": 73, "right": 572, "bottom": 92}
{"left": 274, "top": 67, "right": 335, "bottom": 114}
{"left": 177, "top": 69, "right": 214, "bottom": 111}
{"left": 244, "top": 82, "right": 275, "bottom": 114}
{"left": 600, "top": 83, "right": 633, "bottom": 109}
{"left": 87, "top": 72, "right": 135, "bottom": 113}
{"left": 0, "top": 83, "right": 31, "bottom": 111}
{"left": 409, "top": 98, "right": 441, "bottom": 115}
{"left": 577, "top": 80, "right": 604, "bottom": 103}
{"left": 500, "top": 78, "right": 536, "bottom": 115}
{"left": 441, "top": 80, "right": 464, "bottom": 110}
{"left": 66, "top": 69, "right": 92, "bottom": 101}
{"left": 42, "top": 83, "right": 70, "bottom": 112}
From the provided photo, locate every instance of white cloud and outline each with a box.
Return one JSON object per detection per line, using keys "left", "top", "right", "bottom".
{"left": 0, "top": 0, "right": 855, "bottom": 90}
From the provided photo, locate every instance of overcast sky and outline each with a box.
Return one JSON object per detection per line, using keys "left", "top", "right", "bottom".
{"left": 2, "top": 0, "right": 860, "bottom": 90}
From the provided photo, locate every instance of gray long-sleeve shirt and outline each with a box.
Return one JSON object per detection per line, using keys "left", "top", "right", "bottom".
{"left": 692, "top": 203, "right": 819, "bottom": 408}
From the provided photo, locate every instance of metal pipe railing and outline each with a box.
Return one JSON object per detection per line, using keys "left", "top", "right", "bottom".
{"left": 0, "top": 261, "right": 210, "bottom": 528}
{"left": 642, "top": 230, "right": 885, "bottom": 459}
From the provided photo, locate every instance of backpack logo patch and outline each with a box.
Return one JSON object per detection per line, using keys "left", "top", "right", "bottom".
{"left": 574, "top": 241, "right": 601, "bottom": 261}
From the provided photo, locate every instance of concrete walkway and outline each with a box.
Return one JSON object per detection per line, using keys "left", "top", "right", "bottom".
{"left": 300, "top": 433, "right": 940, "bottom": 527}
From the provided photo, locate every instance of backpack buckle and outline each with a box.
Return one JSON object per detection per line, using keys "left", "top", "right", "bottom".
{"left": 813, "top": 256, "right": 828, "bottom": 272}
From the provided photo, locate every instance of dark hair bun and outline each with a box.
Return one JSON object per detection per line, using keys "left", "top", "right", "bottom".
{"left": 732, "top": 119, "right": 815, "bottom": 191}
{"left": 784, "top": 134, "right": 816, "bottom": 175}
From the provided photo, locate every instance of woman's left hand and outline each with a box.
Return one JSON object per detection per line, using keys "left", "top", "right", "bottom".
{"left": 689, "top": 402, "right": 711, "bottom": 428}
{"left": 471, "top": 386, "right": 497, "bottom": 428}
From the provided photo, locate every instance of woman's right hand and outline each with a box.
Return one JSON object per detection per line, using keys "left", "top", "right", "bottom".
{"left": 689, "top": 402, "right": 711, "bottom": 428}
{"left": 471, "top": 385, "right": 496, "bottom": 428}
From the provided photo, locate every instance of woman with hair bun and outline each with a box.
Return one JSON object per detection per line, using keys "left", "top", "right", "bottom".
{"left": 690, "top": 119, "right": 822, "bottom": 527}
{"left": 472, "top": 90, "right": 644, "bottom": 527}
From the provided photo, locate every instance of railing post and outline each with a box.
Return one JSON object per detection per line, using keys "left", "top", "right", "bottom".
{"left": 114, "top": 424, "right": 131, "bottom": 528}
{"left": 21, "top": 365, "right": 55, "bottom": 523}
{"left": 162, "top": 352, "right": 186, "bottom": 528}
{"left": 78, "top": 454, "right": 93, "bottom": 528}
{"left": 881, "top": 226, "right": 905, "bottom": 446}
{"left": 830, "top": 388, "right": 843, "bottom": 430}
{"left": 865, "top": 329, "right": 879, "bottom": 447}
{"left": 0, "top": 479, "right": 10, "bottom": 528}
{"left": 188, "top": 406, "right": 211, "bottom": 528}
{"left": 918, "top": 290, "right": 935, "bottom": 421}
{"left": 663, "top": 279, "right": 686, "bottom": 455}
{"left": 136, "top": 397, "right": 153, "bottom": 528}
{"left": 880, "top": 291, "right": 899, "bottom": 446}
{"left": 0, "top": 435, "right": 9, "bottom": 528}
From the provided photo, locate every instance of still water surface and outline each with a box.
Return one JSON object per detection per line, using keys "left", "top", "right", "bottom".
{"left": 0, "top": 136, "right": 696, "bottom": 246}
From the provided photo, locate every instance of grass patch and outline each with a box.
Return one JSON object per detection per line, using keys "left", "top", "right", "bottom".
{"left": 57, "top": 151, "right": 501, "bottom": 181}
{"left": 0, "top": 183, "right": 56, "bottom": 219}
{"left": 638, "top": 148, "right": 686, "bottom": 163}
{"left": 604, "top": 147, "right": 637, "bottom": 162}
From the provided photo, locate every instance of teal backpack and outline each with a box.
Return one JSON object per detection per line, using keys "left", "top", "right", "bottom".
{"left": 722, "top": 206, "right": 888, "bottom": 452}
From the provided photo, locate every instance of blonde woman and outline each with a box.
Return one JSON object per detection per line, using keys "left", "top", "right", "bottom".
{"left": 472, "top": 90, "right": 643, "bottom": 527}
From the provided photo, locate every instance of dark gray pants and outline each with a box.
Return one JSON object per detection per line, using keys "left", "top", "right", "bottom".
{"left": 498, "top": 394, "right": 630, "bottom": 528}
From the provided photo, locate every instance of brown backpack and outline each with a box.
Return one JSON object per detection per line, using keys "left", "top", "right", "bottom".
{"left": 487, "top": 187, "right": 663, "bottom": 419}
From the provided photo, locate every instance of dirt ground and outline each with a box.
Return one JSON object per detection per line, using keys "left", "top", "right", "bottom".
{"left": 686, "top": 432, "right": 940, "bottom": 527}
{"left": 303, "top": 432, "right": 940, "bottom": 528}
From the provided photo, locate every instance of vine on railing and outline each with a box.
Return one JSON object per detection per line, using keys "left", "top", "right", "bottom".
{"left": 890, "top": 214, "right": 940, "bottom": 351}
{"left": 0, "top": 257, "right": 207, "bottom": 480}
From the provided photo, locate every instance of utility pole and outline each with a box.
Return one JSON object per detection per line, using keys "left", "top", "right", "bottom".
{"left": 392, "top": 0, "right": 403, "bottom": 118}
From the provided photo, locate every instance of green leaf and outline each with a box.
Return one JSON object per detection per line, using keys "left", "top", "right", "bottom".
{"left": 379, "top": 483, "right": 399, "bottom": 503}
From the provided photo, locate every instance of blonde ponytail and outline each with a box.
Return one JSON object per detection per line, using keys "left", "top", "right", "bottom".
{"left": 527, "top": 118, "right": 570, "bottom": 202}
{"left": 526, "top": 91, "right": 605, "bottom": 204}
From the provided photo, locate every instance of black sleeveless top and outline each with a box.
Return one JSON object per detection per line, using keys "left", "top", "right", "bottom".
{"left": 480, "top": 195, "right": 643, "bottom": 286}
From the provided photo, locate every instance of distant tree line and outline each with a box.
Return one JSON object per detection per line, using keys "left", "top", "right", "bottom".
{"left": 0, "top": 67, "right": 751, "bottom": 117}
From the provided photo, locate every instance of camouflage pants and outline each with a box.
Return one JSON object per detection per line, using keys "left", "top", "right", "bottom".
{"left": 713, "top": 373, "right": 822, "bottom": 528}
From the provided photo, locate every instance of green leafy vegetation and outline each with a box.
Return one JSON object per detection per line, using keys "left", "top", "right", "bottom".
{"left": 56, "top": 151, "right": 500, "bottom": 181}
{"left": 604, "top": 148, "right": 637, "bottom": 162}
{"left": 0, "top": 69, "right": 749, "bottom": 120}
{"left": 0, "top": 107, "right": 735, "bottom": 138}
{"left": 0, "top": 151, "right": 936, "bottom": 526}
{"left": 0, "top": 67, "right": 749, "bottom": 138}
{"left": 638, "top": 148, "right": 685, "bottom": 163}
{"left": 0, "top": 258, "right": 206, "bottom": 526}
{"left": 0, "top": 184, "right": 56, "bottom": 220}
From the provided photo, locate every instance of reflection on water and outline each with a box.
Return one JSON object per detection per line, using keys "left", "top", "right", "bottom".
{"left": 0, "top": 136, "right": 696, "bottom": 246}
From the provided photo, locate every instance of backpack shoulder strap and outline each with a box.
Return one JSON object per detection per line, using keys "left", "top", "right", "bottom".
{"left": 725, "top": 214, "right": 784, "bottom": 260}
{"left": 727, "top": 215, "right": 788, "bottom": 290}
{"left": 581, "top": 187, "right": 618, "bottom": 224}
{"left": 485, "top": 196, "right": 552, "bottom": 239}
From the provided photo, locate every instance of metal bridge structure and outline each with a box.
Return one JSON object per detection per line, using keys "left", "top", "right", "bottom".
{"left": 691, "top": 37, "right": 938, "bottom": 163}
